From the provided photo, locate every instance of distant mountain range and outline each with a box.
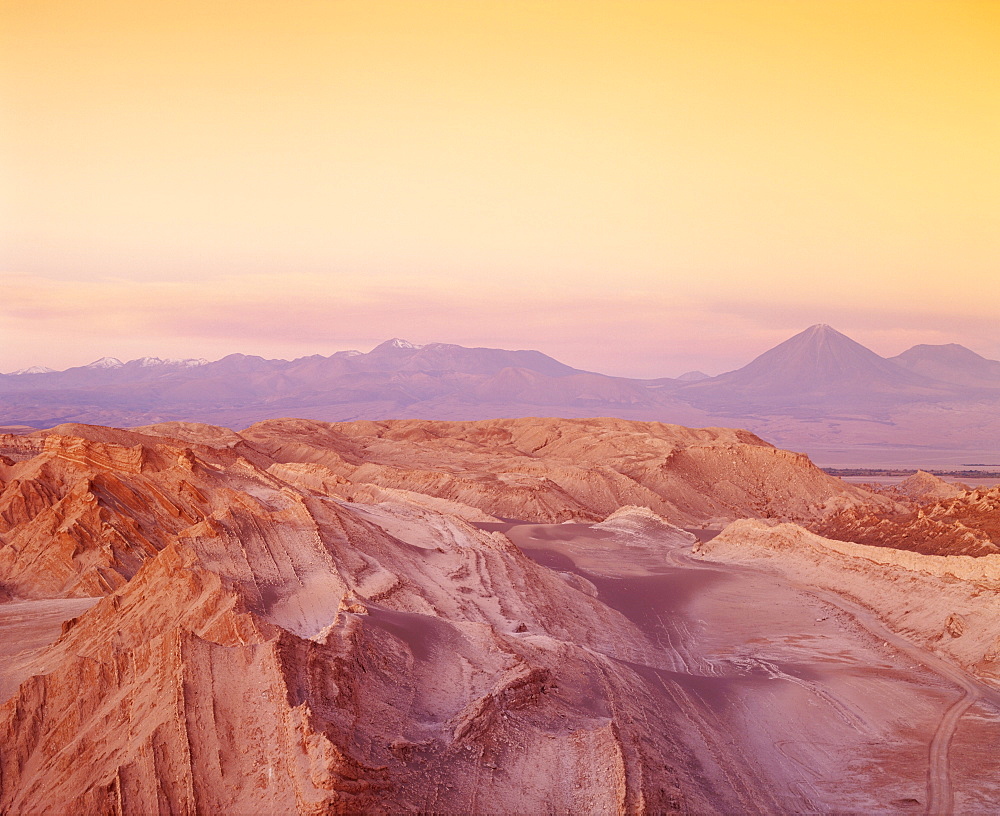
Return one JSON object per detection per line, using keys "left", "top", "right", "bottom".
{"left": 3, "top": 326, "right": 1000, "bottom": 462}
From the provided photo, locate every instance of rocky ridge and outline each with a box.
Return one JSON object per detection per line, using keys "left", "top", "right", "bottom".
{"left": 233, "top": 416, "right": 890, "bottom": 528}
{"left": 0, "top": 416, "right": 899, "bottom": 813}
{"left": 2, "top": 416, "right": 999, "bottom": 813}
{"left": 813, "top": 483, "right": 1000, "bottom": 557}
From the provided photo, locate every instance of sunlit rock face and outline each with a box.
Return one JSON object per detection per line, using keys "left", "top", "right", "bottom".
{"left": 812, "top": 482, "right": 1000, "bottom": 557}
{"left": 236, "top": 415, "right": 890, "bottom": 527}
{"left": 1, "top": 418, "right": 998, "bottom": 814}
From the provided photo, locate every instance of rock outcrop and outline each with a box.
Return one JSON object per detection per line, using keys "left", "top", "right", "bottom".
{"left": 895, "top": 470, "right": 969, "bottom": 502}
{"left": 6, "top": 417, "right": 840, "bottom": 813}
{"left": 812, "top": 484, "right": 1000, "bottom": 557}
{"left": 236, "top": 416, "right": 890, "bottom": 527}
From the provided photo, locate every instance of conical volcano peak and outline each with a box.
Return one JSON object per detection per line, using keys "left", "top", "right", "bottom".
{"left": 797, "top": 323, "right": 850, "bottom": 342}
{"left": 679, "top": 324, "right": 945, "bottom": 406}
{"left": 773, "top": 325, "right": 881, "bottom": 361}
{"left": 748, "top": 325, "right": 884, "bottom": 374}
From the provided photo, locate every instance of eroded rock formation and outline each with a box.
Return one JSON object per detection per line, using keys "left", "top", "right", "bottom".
{"left": 4, "top": 417, "right": 873, "bottom": 813}
{"left": 812, "top": 484, "right": 1000, "bottom": 557}
{"left": 2, "top": 417, "right": 997, "bottom": 813}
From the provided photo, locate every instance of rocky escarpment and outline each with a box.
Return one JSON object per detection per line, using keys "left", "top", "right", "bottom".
{"left": 2, "top": 417, "right": 891, "bottom": 605}
{"left": 234, "top": 416, "right": 892, "bottom": 527}
{"left": 2, "top": 419, "right": 765, "bottom": 814}
{"left": 0, "top": 425, "right": 246, "bottom": 598}
{"left": 4, "top": 416, "right": 988, "bottom": 814}
{"left": 811, "top": 484, "right": 1000, "bottom": 557}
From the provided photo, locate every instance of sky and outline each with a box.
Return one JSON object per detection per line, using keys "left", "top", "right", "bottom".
{"left": 2, "top": 0, "right": 999, "bottom": 377}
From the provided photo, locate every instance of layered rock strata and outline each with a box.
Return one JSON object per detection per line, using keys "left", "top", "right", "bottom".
{"left": 3, "top": 417, "right": 994, "bottom": 813}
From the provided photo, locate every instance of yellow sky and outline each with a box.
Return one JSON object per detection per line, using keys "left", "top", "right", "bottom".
{"left": 2, "top": 1, "right": 999, "bottom": 375}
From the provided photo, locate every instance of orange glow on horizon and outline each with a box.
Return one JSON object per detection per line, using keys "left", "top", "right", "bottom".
{"left": 2, "top": 1, "right": 999, "bottom": 374}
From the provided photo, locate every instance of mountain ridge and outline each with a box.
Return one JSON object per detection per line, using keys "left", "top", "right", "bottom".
{"left": 891, "top": 343, "right": 1000, "bottom": 387}
{"left": 672, "top": 324, "right": 956, "bottom": 410}
{"left": 2, "top": 326, "right": 999, "bottom": 458}
{"left": 7, "top": 326, "right": 998, "bottom": 386}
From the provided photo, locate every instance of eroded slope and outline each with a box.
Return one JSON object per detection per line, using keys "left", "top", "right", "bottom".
{"left": 3, "top": 417, "right": 992, "bottom": 814}
{"left": 4, "top": 419, "right": 798, "bottom": 814}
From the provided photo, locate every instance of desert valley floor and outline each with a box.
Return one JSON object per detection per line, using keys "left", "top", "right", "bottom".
{"left": 2, "top": 417, "right": 1000, "bottom": 814}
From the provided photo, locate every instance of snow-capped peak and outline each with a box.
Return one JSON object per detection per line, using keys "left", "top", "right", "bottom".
{"left": 8, "top": 365, "right": 56, "bottom": 376}
{"left": 128, "top": 356, "right": 209, "bottom": 368}
{"left": 129, "top": 357, "right": 208, "bottom": 368}
{"left": 388, "top": 339, "right": 422, "bottom": 350}
{"left": 86, "top": 357, "right": 124, "bottom": 369}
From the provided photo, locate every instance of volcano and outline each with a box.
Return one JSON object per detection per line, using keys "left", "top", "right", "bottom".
{"left": 674, "top": 324, "right": 953, "bottom": 412}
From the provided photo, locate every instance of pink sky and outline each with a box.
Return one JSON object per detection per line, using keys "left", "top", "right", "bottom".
{"left": 3, "top": 272, "right": 996, "bottom": 378}
{"left": 2, "top": 1, "right": 998, "bottom": 376}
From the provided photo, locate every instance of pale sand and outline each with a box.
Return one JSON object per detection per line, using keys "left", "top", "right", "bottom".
{"left": 492, "top": 515, "right": 1000, "bottom": 814}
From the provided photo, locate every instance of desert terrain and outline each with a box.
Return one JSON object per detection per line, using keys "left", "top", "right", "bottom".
{"left": 8, "top": 0, "right": 998, "bottom": 811}
{"left": 2, "top": 417, "right": 999, "bottom": 813}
